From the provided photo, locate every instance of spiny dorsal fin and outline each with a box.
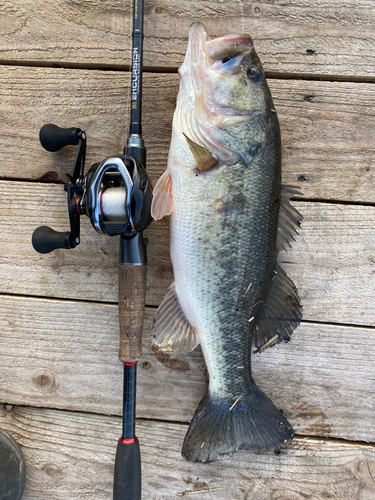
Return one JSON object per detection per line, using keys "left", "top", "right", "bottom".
{"left": 183, "top": 133, "right": 217, "bottom": 171}
{"left": 253, "top": 263, "right": 302, "bottom": 351}
{"left": 150, "top": 169, "right": 174, "bottom": 221}
{"left": 152, "top": 283, "right": 199, "bottom": 354}
{"left": 276, "top": 185, "right": 303, "bottom": 252}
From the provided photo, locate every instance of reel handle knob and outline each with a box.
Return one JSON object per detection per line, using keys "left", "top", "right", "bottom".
{"left": 32, "top": 226, "right": 71, "bottom": 254}
{"left": 39, "top": 124, "right": 81, "bottom": 152}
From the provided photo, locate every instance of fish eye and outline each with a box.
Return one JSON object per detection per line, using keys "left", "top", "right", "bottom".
{"left": 247, "top": 66, "right": 263, "bottom": 84}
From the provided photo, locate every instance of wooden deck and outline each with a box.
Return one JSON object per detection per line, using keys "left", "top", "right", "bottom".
{"left": 1, "top": 1, "right": 375, "bottom": 498}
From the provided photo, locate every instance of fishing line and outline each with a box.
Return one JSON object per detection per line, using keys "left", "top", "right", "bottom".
{"left": 124, "top": 0, "right": 133, "bottom": 146}
{"left": 239, "top": 0, "right": 245, "bottom": 33}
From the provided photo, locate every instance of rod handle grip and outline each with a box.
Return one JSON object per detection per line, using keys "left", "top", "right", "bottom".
{"left": 39, "top": 124, "right": 79, "bottom": 152}
{"left": 113, "top": 439, "right": 141, "bottom": 500}
{"left": 118, "top": 265, "right": 147, "bottom": 363}
{"left": 32, "top": 226, "right": 70, "bottom": 253}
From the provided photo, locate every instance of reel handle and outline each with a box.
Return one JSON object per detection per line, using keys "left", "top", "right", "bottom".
{"left": 39, "top": 124, "right": 81, "bottom": 152}
{"left": 32, "top": 226, "right": 71, "bottom": 254}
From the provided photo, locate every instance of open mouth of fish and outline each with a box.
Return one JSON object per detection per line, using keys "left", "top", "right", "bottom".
{"left": 176, "top": 22, "right": 259, "bottom": 162}
{"left": 182, "top": 22, "right": 256, "bottom": 117}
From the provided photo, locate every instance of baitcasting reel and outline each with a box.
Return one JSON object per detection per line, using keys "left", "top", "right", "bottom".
{"left": 32, "top": 124, "right": 153, "bottom": 254}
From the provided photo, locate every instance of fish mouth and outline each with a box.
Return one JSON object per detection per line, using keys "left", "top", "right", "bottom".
{"left": 181, "top": 22, "right": 255, "bottom": 120}
{"left": 186, "top": 23, "right": 252, "bottom": 51}
{"left": 182, "top": 22, "right": 252, "bottom": 69}
{"left": 212, "top": 34, "right": 252, "bottom": 45}
{"left": 205, "top": 33, "right": 253, "bottom": 61}
{"left": 179, "top": 22, "right": 209, "bottom": 80}
{"left": 188, "top": 21, "right": 209, "bottom": 45}
{"left": 189, "top": 21, "right": 209, "bottom": 38}
{"left": 177, "top": 22, "right": 256, "bottom": 165}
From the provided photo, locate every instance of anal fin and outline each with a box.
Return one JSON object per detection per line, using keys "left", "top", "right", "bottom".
{"left": 152, "top": 283, "right": 199, "bottom": 354}
{"left": 253, "top": 263, "right": 302, "bottom": 350}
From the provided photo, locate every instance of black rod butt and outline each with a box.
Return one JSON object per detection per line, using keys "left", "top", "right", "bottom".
{"left": 113, "top": 438, "right": 141, "bottom": 500}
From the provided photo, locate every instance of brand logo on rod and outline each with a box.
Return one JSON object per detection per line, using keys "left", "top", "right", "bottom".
{"left": 132, "top": 47, "right": 140, "bottom": 105}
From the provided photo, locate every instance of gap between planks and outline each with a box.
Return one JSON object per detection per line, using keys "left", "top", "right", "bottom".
{"left": 1, "top": 291, "right": 375, "bottom": 333}
{"left": 0, "top": 59, "right": 375, "bottom": 85}
{"left": 2, "top": 174, "right": 375, "bottom": 210}
{"left": 3, "top": 403, "right": 375, "bottom": 452}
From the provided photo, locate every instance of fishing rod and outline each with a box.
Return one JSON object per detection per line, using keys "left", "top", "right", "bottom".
{"left": 32, "top": 0, "right": 150, "bottom": 498}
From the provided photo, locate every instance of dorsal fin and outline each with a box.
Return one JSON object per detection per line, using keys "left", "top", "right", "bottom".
{"left": 152, "top": 283, "right": 199, "bottom": 354}
{"left": 183, "top": 133, "right": 217, "bottom": 171}
{"left": 276, "top": 185, "right": 302, "bottom": 252}
{"left": 253, "top": 188, "right": 302, "bottom": 351}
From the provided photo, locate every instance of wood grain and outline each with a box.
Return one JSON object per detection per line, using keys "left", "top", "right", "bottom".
{"left": 1, "top": 406, "right": 375, "bottom": 500}
{"left": 1, "top": 295, "right": 375, "bottom": 444}
{"left": 118, "top": 265, "right": 147, "bottom": 362}
{"left": 2, "top": 181, "right": 375, "bottom": 325}
{"left": 1, "top": 0, "right": 375, "bottom": 78}
{"left": 0, "top": 1, "right": 373, "bottom": 499}
{"left": 0, "top": 66, "right": 374, "bottom": 203}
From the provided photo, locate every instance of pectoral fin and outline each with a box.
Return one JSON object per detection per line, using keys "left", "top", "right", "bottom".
{"left": 183, "top": 133, "right": 217, "bottom": 171}
{"left": 150, "top": 169, "right": 174, "bottom": 220}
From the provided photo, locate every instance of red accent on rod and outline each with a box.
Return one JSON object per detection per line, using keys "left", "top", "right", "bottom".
{"left": 120, "top": 437, "right": 138, "bottom": 445}
{"left": 124, "top": 362, "right": 138, "bottom": 366}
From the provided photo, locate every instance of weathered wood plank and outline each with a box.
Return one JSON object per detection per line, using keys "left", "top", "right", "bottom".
{"left": 0, "top": 2, "right": 373, "bottom": 498}
{"left": 1, "top": 406, "right": 375, "bottom": 500}
{"left": 1, "top": 66, "right": 375, "bottom": 202}
{"left": 0, "top": 179, "right": 171, "bottom": 305}
{"left": 1, "top": 182, "right": 375, "bottom": 325}
{"left": 1, "top": 0, "right": 375, "bottom": 78}
{"left": 1, "top": 295, "right": 375, "bottom": 444}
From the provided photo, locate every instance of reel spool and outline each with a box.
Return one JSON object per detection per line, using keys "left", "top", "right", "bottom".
{"left": 32, "top": 124, "right": 153, "bottom": 254}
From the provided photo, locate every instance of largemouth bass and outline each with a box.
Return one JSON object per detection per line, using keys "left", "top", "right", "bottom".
{"left": 151, "top": 22, "right": 302, "bottom": 463}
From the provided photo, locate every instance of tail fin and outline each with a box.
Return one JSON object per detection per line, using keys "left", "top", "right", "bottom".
{"left": 182, "top": 385, "right": 293, "bottom": 462}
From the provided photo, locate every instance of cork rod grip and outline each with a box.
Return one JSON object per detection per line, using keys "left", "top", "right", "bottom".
{"left": 118, "top": 265, "right": 147, "bottom": 363}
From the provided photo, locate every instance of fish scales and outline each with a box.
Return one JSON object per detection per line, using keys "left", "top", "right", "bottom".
{"left": 172, "top": 162, "right": 278, "bottom": 398}
{"left": 151, "top": 22, "right": 302, "bottom": 463}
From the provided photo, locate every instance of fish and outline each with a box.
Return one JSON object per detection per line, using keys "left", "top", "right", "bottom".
{"left": 150, "top": 21, "right": 302, "bottom": 463}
